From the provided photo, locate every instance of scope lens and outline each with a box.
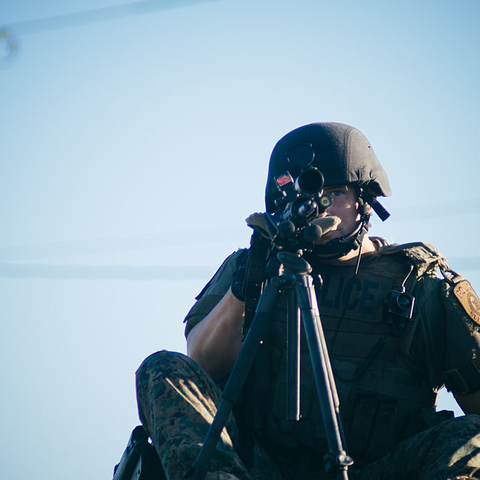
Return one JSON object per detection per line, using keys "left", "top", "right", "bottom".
{"left": 296, "top": 168, "right": 324, "bottom": 194}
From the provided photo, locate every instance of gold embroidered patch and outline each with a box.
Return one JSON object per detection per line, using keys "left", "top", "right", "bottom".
{"left": 453, "top": 281, "right": 480, "bottom": 325}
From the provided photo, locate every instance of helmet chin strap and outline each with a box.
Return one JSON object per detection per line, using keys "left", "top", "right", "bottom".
{"left": 313, "top": 188, "right": 382, "bottom": 259}
{"left": 312, "top": 194, "right": 371, "bottom": 259}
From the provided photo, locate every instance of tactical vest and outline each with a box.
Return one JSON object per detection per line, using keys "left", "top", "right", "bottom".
{"left": 239, "top": 242, "right": 456, "bottom": 468}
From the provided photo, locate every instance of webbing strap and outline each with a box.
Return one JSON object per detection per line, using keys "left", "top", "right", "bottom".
{"left": 357, "top": 377, "right": 436, "bottom": 405}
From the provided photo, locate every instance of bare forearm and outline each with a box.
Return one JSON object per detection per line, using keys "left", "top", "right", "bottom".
{"left": 187, "top": 288, "right": 245, "bottom": 382}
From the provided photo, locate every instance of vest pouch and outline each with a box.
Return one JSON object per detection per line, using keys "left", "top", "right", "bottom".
{"left": 268, "top": 353, "right": 359, "bottom": 448}
{"left": 364, "top": 397, "right": 398, "bottom": 460}
{"left": 345, "top": 394, "right": 378, "bottom": 456}
{"left": 268, "top": 351, "right": 318, "bottom": 449}
{"left": 346, "top": 394, "right": 402, "bottom": 462}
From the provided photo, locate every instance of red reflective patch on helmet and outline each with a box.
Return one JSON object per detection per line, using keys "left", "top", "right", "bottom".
{"left": 276, "top": 173, "right": 293, "bottom": 187}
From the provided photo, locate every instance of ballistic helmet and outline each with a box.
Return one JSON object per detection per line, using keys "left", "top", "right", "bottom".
{"left": 265, "top": 123, "right": 392, "bottom": 257}
{"left": 265, "top": 122, "right": 391, "bottom": 213}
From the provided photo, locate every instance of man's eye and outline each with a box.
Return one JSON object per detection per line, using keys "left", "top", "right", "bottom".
{"left": 331, "top": 190, "right": 343, "bottom": 197}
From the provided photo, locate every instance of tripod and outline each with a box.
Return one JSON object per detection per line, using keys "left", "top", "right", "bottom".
{"left": 187, "top": 249, "right": 353, "bottom": 480}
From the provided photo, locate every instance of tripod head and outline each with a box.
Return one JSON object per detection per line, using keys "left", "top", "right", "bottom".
{"left": 246, "top": 211, "right": 341, "bottom": 254}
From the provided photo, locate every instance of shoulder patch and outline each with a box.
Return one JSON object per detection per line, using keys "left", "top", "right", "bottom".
{"left": 453, "top": 281, "right": 480, "bottom": 325}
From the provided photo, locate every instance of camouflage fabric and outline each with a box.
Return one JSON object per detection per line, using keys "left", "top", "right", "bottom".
{"left": 355, "top": 415, "right": 480, "bottom": 479}
{"left": 136, "top": 350, "right": 284, "bottom": 480}
{"left": 136, "top": 351, "right": 480, "bottom": 479}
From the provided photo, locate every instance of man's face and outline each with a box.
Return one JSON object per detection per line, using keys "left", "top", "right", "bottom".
{"left": 316, "top": 185, "right": 361, "bottom": 244}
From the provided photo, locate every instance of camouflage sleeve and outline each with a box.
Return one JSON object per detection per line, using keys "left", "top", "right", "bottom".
{"left": 441, "top": 279, "right": 480, "bottom": 395}
{"left": 183, "top": 249, "right": 247, "bottom": 339}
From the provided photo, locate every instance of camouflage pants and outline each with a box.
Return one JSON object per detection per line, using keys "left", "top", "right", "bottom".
{"left": 136, "top": 350, "right": 283, "bottom": 480}
{"left": 356, "top": 413, "right": 480, "bottom": 480}
{"left": 136, "top": 350, "right": 480, "bottom": 480}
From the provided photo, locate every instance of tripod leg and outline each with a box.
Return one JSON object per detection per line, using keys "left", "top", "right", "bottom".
{"left": 187, "top": 280, "right": 283, "bottom": 480}
{"left": 295, "top": 275, "right": 353, "bottom": 480}
{"left": 286, "top": 290, "right": 301, "bottom": 421}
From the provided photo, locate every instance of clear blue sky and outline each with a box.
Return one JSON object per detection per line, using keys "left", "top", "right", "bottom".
{"left": 1, "top": 1, "right": 479, "bottom": 479}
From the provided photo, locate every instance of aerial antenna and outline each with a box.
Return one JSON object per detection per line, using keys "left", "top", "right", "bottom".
{"left": 0, "top": 0, "right": 219, "bottom": 66}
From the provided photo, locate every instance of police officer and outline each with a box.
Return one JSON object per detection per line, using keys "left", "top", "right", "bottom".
{"left": 136, "top": 123, "right": 480, "bottom": 480}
